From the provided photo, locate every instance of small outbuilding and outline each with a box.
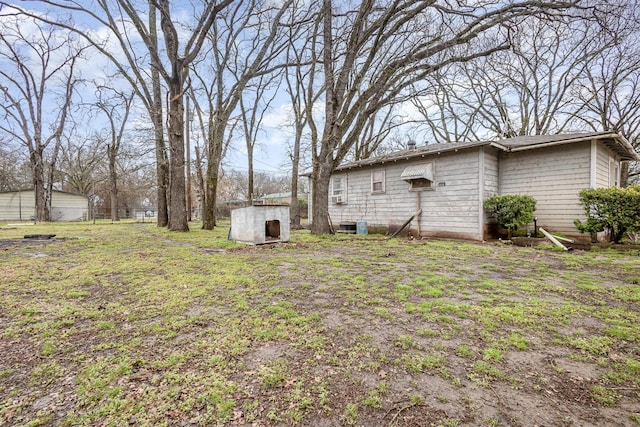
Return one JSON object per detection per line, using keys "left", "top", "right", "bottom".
{"left": 313, "top": 132, "right": 639, "bottom": 241}
{"left": 0, "top": 189, "right": 90, "bottom": 222}
{"left": 231, "top": 205, "right": 290, "bottom": 245}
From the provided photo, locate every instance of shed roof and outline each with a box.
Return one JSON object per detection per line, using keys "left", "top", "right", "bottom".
{"left": 334, "top": 132, "right": 639, "bottom": 172}
{"left": 0, "top": 189, "right": 89, "bottom": 198}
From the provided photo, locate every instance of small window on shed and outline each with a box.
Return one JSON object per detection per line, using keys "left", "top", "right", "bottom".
{"left": 371, "top": 170, "right": 385, "bottom": 194}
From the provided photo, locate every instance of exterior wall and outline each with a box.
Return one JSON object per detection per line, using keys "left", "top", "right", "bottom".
{"left": 498, "top": 141, "right": 591, "bottom": 237}
{"left": 483, "top": 148, "right": 500, "bottom": 198}
{"left": 0, "top": 190, "right": 89, "bottom": 221}
{"left": 482, "top": 148, "right": 500, "bottom": 239}
{"left": 594, "top": 142, "right": 621, "bottom": 188}
{"left": 231, "top": 205, "right": 290, "bottom": 244}
{"left": 51, "top": 192, "right": 90, "bottom": 221}
{"left": 0, "top": 191, "right": 36, "bottom": 221}
{"left": 329, "top": 148, "right": 483, "bottom": 240}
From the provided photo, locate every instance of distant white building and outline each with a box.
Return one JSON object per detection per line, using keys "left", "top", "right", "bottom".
{"left": 0, "top": 189, "right": 90, "bottom": 222}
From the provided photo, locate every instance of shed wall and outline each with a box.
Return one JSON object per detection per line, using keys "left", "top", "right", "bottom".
{"left": 0, "top": 191, "right": 35, "bottom": 220}
{"left": 0, "top": 190, "right": 88, "bottom": 221}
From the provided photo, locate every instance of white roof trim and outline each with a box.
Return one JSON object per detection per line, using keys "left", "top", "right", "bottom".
{"left": 401, "top": 163, "right": 433, "bottom": 181}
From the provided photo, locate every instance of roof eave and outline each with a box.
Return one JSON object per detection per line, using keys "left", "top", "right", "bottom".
{"left": 335, "top": 141, "right": 491, "bottom": 171}
{"left": 506, "top": 133, "right": 639, "bottom": 161}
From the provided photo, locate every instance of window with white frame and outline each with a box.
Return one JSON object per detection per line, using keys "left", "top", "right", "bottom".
{"left": 371, "top": 170, "right": 385, "bottom": 194}
{"left": 610, "top": 161, "right": 619, "bottom": 187}
{"left": 331, "top": 176, "right": 346, "bottom": 204}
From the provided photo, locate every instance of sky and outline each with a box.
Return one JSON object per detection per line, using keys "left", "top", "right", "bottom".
{"left": 0, "top": 1, "right": 313, "bottom": 178}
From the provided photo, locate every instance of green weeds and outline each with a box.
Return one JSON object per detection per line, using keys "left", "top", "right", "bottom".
{"left": 1, "top": 221, "right": 639, "bottom": 425}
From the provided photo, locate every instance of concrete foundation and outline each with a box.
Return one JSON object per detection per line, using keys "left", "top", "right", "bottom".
{"left": 231, "top": 205, "right": 290, "bottom": 245}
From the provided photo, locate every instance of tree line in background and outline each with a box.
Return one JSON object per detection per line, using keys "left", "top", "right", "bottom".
{"left": 0, "top": 0, "right": 638, "bottom": 234}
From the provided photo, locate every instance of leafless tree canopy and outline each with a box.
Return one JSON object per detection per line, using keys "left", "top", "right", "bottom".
{"left": 0, "top": 0, "right": 638, "bottom": 229}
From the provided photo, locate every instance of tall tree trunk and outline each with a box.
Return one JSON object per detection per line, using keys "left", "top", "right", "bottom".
{"left": 290, "top": 122, "right": 302, "bottom": 225}
{"left": 310, "top": 160, "right": 332, "bottom": 234}
{"left": 167, "top": 77, "right": 189, "bottom": 231}
{"left": 32, "top": 148, "right": 47, "bottom": 222}
{"left": 149, "top": 2, "right": 169, "bottom": 227}
{"left": 109, "top": 152, "right": 119, "bottom": 221}
{"left": 203, "top": 156, "right": 220, "bottom": 229}
{"left": 203, "top": 118, "right": 226, "bottom": 230}
{"left": 248, "top": 148, "right": 254, "bottom": 204}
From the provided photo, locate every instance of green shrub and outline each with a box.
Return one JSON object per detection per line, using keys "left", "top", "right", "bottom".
{"left": 484, "top": 194, "right": 536, "bottom": 237}
{"left": 574, "top": 186, "right": 640, "bottom": 243}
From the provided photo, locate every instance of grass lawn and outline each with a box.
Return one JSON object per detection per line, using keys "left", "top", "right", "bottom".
{"left": 1, "top": 221, "right": 639, "bottom": 426}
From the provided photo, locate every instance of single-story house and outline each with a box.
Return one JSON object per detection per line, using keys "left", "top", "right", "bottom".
{"left": 0, "top": 189, "right": 90, "bottom": 222}
{"left": 312, "top": 132, "right": 639, "bottom": 240}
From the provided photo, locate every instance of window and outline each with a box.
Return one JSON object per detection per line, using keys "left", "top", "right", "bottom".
{"left": 371, "top": 170, "right": 385, "bottom": 194}
{"left": 610, "top": 161, "right": 619, "bottom": 187}
{"left": 410, "top": 178, "right": 432, "bottom": 190}
{"left": 331, "top": 176, "right": 346, "bottom": 204}
{"left": 332, "top": 176, "right": 344, "bottom": 196}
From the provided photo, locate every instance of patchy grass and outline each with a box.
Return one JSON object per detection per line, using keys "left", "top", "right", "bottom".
{"left": 1, "top": 221, "right": 639, "bottom": 426}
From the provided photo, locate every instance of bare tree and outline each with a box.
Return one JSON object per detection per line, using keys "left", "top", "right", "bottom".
{"left": 12, "top": 0, "right": 237, "bottom": 230}
{"left": 577, "top": 42, "right": 640, "bottom": 185}
{"left": 410, "top": 66, "right": 497, "bottom": 143}
{"left": 310, "top": 0, "right": 584, "bottom": 234}
{"left": 283, "top": 8, "right": 323, "bottom": 226}
{"left": 189, "top": 0, "right": 299, "bottom": 230}
{"left": 413, "top": 3, "right": 633, "bottom": 144}
{"left": 59, "top": 133, "right": 104, "bottom": 195}
{"left": 5, "top": 1, "right": 172, "bottom": 227}
{"left": 0, "top": 13, "right": 84, "bottom": 221}
{"left": 239, "top": 73, "right": 281, "bottom": 204}
{"left": 0, "top": 145, "right": 31, "bottom": 191}
{"left": 94, "top": 87, "right": 135, "bottom": 221}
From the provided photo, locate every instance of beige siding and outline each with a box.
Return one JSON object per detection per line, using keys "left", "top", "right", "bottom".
{"left": 0, "top": 190, "right": 88, "bottom": 221}
{"left": 0, "top": 191, "right": 36, "bottom": 220}
{"left": 499, "top": 142, "right": 591, "bottom": 236}
{"left": 595, "top": 143, "right": 611, "bottom": 188}
{"left": 484, "top": 148, "right": 500, "bottom": 198}
{"left": 329, "top": 148, "right": 482, "bottom": 239}
{"left": 51, "top": 192, "right": 89, "bottom": 221}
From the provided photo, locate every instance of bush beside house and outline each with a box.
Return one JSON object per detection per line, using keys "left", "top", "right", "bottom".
{"left": 484, "top": 194, "right": 537, "bottom": 239}
{"left": 574, "top": 186, "right": 640, "bottom": 243}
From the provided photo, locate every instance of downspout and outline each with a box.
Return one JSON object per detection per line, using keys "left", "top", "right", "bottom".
{"left": 416, "top": 191, "right": 421, "bottom": 236}
{"left": 590, "top": 139, "right": 597, "bottom": 189}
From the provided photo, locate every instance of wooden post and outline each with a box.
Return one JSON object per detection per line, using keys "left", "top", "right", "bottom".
{"left": 539, "top": 227, "right": 572, "bottom": 251}
{"left": 391, "top": 209, "right": 423, "bottom": 238}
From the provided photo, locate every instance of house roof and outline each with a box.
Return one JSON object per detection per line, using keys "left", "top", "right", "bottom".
{"left": 491, "top": 132, "right": 640, "bottom": 161}
{"left": 334, "top": 132, "right": 640, "bottom": 171}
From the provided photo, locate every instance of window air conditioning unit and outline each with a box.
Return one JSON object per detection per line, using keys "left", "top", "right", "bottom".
{"left": 331, "top": 195, "right": 344, "bottom": 204}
